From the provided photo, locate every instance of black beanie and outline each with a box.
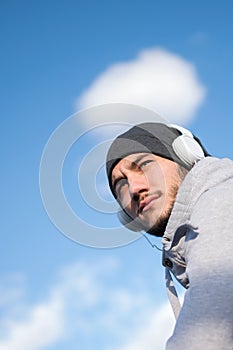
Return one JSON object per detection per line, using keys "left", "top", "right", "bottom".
{"left": 106, "top": 122, "right": 208, "bottom": 197}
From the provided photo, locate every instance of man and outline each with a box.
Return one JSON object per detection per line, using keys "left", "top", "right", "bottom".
{"left": 106, "top": 122, "right": 233, "bottom": 349}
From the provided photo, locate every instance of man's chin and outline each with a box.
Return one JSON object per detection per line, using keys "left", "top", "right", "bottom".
{"left": 145, "top": 215, "right": 170, "bottom": 237}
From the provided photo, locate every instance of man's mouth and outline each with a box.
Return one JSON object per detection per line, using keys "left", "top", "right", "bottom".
{"left": 137, "top": 193, "right": 161, "bottom": 215}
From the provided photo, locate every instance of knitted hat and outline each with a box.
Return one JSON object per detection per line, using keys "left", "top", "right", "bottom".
{"left": 106, "top": 122, "right": 208, "bottom": 197}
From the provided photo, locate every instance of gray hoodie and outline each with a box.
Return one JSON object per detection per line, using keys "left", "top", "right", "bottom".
{"left": 162, "top": 157, "right": 233, "bottom": 350}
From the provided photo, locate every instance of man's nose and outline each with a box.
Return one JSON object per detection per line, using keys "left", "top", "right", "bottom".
{"left": 128, "top": 173, "right": 149, "bottom": 200}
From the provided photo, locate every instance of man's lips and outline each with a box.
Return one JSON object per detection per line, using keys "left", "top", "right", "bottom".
{"left": 138, "top": 194, "right": 161, "bottom": 214}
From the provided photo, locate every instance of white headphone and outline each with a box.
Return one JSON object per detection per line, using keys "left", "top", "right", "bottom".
{"left": 117, "top": 124, "right": 206, "bottom": 231}
{"left": 168, "top": 124, "right": 205, "bottom": 167}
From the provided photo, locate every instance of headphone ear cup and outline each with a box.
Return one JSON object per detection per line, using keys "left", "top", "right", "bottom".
{"left": 172, "top": 134, "right": 205, "bottom": 167}
{"left": 117, "top": 209, "right": 143, "bottom": 232}
{"left": 168, "top": 124, "right": 205, "bottom": 167}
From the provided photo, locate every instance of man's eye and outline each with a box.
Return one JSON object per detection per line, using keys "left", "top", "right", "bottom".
{"left": 139, "top": 160, "right": 152, "bottom": 168}
{"left": 115, "top": 178, "right": 128, "bottom": 196}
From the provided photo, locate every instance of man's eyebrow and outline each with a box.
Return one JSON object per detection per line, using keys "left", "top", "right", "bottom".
{"left": 132, "top": 153, "right": 151, "bottom": 165}
{"left": 112, "top": 153, "right": 151, "bottom": 192}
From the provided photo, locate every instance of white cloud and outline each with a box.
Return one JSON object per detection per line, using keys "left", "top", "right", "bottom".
{"left": 0, "top": 260, "right": 116, "bottom": 350}
{"left": 0, "top": 258, "right": 176, "bottom": 350}
{"left": 114, "top": 302, "right": 175, "bottom": 350}
{"left": 76, "top": 48, "right": 206, "bottom": 125}
{"left": 0, "top": 279, "right": 65, "bottom": 350}
{"left": 0, "top": 297, "right": 64, "bottom": 350}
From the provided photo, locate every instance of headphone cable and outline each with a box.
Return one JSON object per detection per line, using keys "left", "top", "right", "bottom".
{"left": 141, "top": 232, "right": 163, "bottom": 251}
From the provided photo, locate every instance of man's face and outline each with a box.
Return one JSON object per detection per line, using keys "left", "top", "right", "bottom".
{"left": 111, "top": 153, "right": 182, "bottom": 235}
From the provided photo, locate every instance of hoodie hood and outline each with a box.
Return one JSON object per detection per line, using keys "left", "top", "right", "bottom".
{"left": 162, "top": 156, "right": 233, "bottom": 320}
{"left": 163, "top": 156, "right": 233, "bottom": 246}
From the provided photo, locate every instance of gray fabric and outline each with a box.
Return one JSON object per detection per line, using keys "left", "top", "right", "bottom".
{"left": 165, "top": 268, "right": 181, "bottom": 320}
{"left": 162, "top": 157, "right": 233, "bottom": 350}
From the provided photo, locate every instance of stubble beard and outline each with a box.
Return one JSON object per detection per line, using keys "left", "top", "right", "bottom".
{"left": 146, "top": 199, "right": 175, "bottom": 237}
{"left": 146, "top": 166, "right": 188, "bottom": 237}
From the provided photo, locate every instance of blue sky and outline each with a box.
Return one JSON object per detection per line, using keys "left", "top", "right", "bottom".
{"left": 1, "top": 1, "right": 233, "bottom": 349}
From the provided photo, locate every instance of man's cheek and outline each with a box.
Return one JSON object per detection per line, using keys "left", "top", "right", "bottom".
{"left": 121, "top": 196, "right": 131, "bottom": 213}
